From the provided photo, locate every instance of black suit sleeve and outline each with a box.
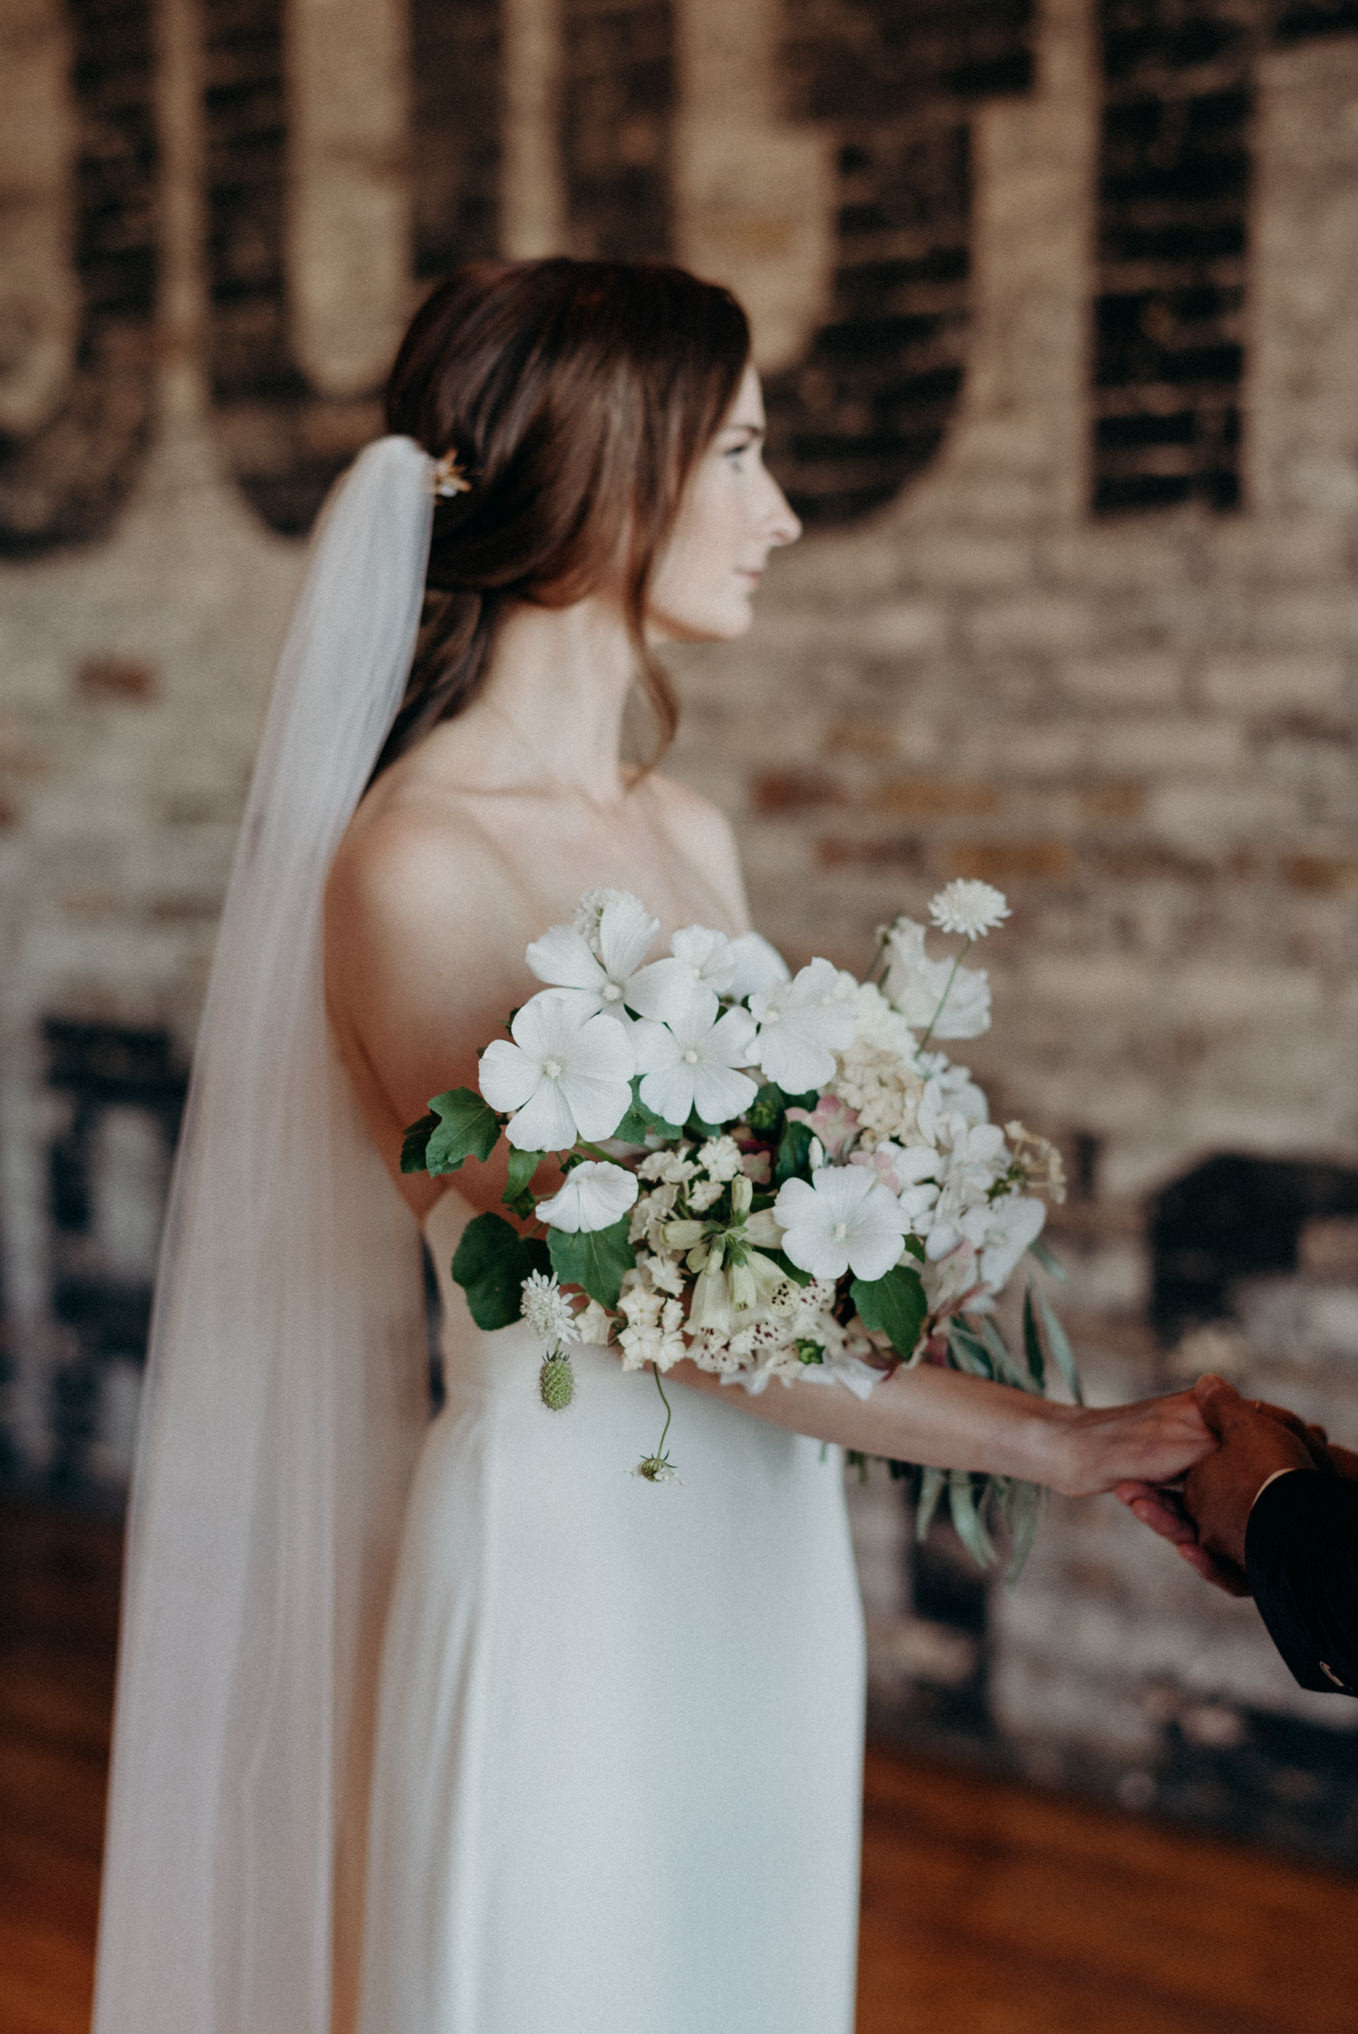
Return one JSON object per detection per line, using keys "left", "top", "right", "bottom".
{"left": 1244, "top": 1470, "right": 1358, "bottom": 1696}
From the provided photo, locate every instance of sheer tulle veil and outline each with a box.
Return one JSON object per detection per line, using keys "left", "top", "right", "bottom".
{"left": 93, "top": 437, "right": 436, "bottom": 2034}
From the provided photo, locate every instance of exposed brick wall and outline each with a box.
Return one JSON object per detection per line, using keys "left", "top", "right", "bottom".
{"left": 411, "top": 0, "right": 502, "bottom": 278}
{"left": 561, "top": 0, "right": 675, "bottom": 260}
{"left": 767, "top": 0, "right": 1036, "bottom": 524}
{"left": 0, "top": 0, "right": 157, "bottom": 553}
{"left": 203, "top": 0, "right": 380, "bottom": 532}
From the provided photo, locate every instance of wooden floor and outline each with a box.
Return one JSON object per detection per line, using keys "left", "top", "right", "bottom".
{"left": 4, "top": 1498, "right": 1358, "bottom": 2034}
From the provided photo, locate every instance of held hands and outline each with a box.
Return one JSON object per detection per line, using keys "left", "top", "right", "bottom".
{"left": 1116, "top": 1374, "right": 1338, "bottom": 1595}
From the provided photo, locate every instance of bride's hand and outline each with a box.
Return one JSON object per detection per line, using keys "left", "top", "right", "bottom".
{"left": 1046, "top": 1387, "right": 1216, "bottom": 1500}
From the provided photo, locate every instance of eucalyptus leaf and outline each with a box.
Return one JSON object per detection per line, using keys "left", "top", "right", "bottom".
{"left": 425, "top": 1087, "right": 502, "bottom": 1175}
{"left": 451, "top": 1213, "right": 550, "bottom": 1330}
{"left": 978, "top": 1316, "right": 1033, "bottom": 1393}
{"left": 947, "top": 1319, "right": 995, "bottom": 1380}
{"left": 850, "top": 1265, "right": 928, "bottom": 1361}
{"left": 400, "top": 1111, "right": 438, "bottom": 1174}
{"left": 1032, "top": 1280, "right": 1083, "bottom": 1405}
{"left": 1021, "top": 1287, "right": 1046, "bottom": 1393}
{"left": 548, "top": 1216, "right": 636, "bottom": 1310}
{"left": 1027, "top": 1237, "right": 1068, "bottom": 1282}
{"left": 948, "top": 1469, "right": 997, "bottom": 1569}
{"left": 915, "top": 1464, "right": 946, "bottom": 1541}
{"left": 1001, "top": 1478, "right": 1044, "bottom": 1585}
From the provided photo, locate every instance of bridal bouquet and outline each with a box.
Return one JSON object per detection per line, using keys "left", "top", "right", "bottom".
{"left": 403, "top": 881, "right": 1077, "bottom": 1574}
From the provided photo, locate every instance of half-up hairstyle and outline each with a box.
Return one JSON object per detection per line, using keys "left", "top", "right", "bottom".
{"left": 373, "top": 257, "right": 751, "bottom": 778}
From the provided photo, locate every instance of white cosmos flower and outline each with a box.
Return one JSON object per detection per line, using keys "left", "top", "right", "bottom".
{"left": 525, "top": 892, "right": 660, "bottom": 1022}
{"left": 773, "top": 1165, "right": 912, "bottom": 1283}
{"left": 478, "top": 992, "right": 635, "bottom": 1150}
{"left": 726, "top": 930, "right": 791, "bottom": 1001}
{"left": 881, "top": 918, "right": 991, "bottom": 1040}
{"left": 633, "top": 998, "right": 759, "bottom": 1127}
{"left": 928, "top": 879, "right": 1010, "bottom": 940}
{"left": 535, "top": 1159, "right": 639, "bottom": 1234}
{"left": 750, "top": 958, "right": 858, "bottom": 1093}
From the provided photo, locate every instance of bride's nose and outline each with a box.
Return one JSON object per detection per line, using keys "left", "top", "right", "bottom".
{"left": 762, "top": 474, "right": 802, "bottom": 549}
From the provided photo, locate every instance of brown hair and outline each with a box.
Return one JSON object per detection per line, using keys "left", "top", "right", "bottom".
{"left": 373, "top": 257, "right": 751, "bottom": 778}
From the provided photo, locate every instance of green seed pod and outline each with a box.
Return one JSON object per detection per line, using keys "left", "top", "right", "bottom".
{"left": 539, "top": 1354, "right": 574, "bottom": 1411}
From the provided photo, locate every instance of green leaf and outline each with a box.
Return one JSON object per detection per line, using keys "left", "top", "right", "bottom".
{"left": 850, "top": 1265, "right": 928, "bottom": 1361}
{"left": 978, "top": 1316, "right": 1035, "bottom": 1393}
{"left": 902, "top": 1234, "right": 926, "bottom": 1263}
{"left": 1027, "top": 1237, "right": 1068, "bottom": 1282}
{"left": 612, "top": 1077, "right": 683, "bottom": 1144}
{"left": 745, "top": 1082, "right": 788, "bottom": 1138}
{"left": 948, "top": 1469, "right": 997, "bottom": 1570}
{"left": 999, "top": 1478, "right": 1045, "bottom": 1585}
{"left": 501, "top": 1147, "right": 544, "bottom": 1217}
{"left": 548, "top": 1216, "right": 636, "bottom": 1310}
{"left": 774, "top": 1117, "right": 815, "bottom": 1184}
{"left": 916, "top": 1465, "right": 946, "bottom": 1541}
{"left": 425, "top": 1088, "right": 502, "bottom": 1174}
{"left": 1031, "top": 1281, "right": 1083, "bottom": 1405}
{"left": 451, "top": 1213, "right": 550, "bottom": 1330}
{"left": 1021, "top": 1287, "right": 1046, "bottom": 1393}
{"left": 400, "top": 1111, "right": 438, "bottom": 1174}
{"left": 764, "top": 1247, "right": 812, "bottom": 1289}
{"left": 947, "top": 1319, "right": 995, "bottom": 1380}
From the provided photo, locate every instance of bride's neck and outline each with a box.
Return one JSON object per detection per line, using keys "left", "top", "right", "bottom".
{"left": 447, "top": 595, "right": 640, "bottom": 804}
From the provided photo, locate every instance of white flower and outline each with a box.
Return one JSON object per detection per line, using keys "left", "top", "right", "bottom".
{"left": 478, "top": 992, "right": 636, "bottom": 1150}
{"left": 928, "top": 879, "right": 1010, "bottom": 940}
{"left": 535, "top": 1159, "right": 639, "bottom": 1233}
{"left": 976, "top": 1194, "right": 1046, "bottom": 1290}
{"left": 636, "top": 1148, "right": 696, "bottom": 1185}
{"left": 881, "top": 919, "right": 991, "bottom": 1040}
{"left": 526, "top": 892, "right": 660, "bottom": 1021}
{"left": 519, "top": 1270, "right": 581, "bottom": 1349}
{"left": 633, "top": 998, "right": 759, "bottom": 1127}
{"left": 686, "top": 1176, "right": 724, "bottom": 1213}
{"left": 772, "top": 1165, "right": 912, "bottom": 1282}
{"left": 750, "top": 958, "right": 858, "bottom": 1093}
{"left": 726, "top": 930, "right": 790, "bottom": 1001}
{"left": 852, "top": 980, "right": 915, "bottom": 1057}
{"left": 696, "top": 1135, "right": 744, "bottom": 1182}
{"left": 571, "top": 887, "right": 645, "bottom": 955}
{"left": 574, "top": 1298, "right": 613, "bottom": 1344}
{"left": 917, "top": 1052, "right": 989, "bottom": 1127}
{"left": 618, "top": 1292, "right": 687, "bottom": 1371}
{"left": 620, "top": 924, "right": 740, "bottom": 1018}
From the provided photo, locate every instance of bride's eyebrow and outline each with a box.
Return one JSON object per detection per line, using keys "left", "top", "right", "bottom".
{"left": 721, "top": 421, "right": 765, "bottom": 443}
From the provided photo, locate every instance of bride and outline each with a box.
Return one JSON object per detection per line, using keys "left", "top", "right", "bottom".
{"left": 93, "top": 258, "right": 1213, "bottom": 2034}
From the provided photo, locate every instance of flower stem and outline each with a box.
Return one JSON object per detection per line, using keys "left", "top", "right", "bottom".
{"left": 651, "top": 1362, "right": 674, "bottom": 1460}
{"left": 917, "top": 937, "right": 973, "bottom": 1050}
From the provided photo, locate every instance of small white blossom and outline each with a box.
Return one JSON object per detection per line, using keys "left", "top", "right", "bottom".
{"left": 526, "top": 892, "right": 661, "bottom": 1022}
{"left": 928, "top": 880, "right": 1010, "bottom": 940}
{"left": 686, "top": 1176, "right": 724, "bottom": 1214}
{"left": 633, "top": 999, "right": 759, "bottom": 1127}
{"left": 571, "top": 887, "right": 642, "bottom": 954}
{"left": 637, "top": 1147, "right": 696, "bottom": 1184}
{"left": 696, "top": 1134, "right": 744, "bottom": 1182}
{"left": 535, "top": 1159, "right": 639, "bottom": 1234}
{"left": 750, "top": 958, "right": 858, "bottom": 1093}
{"left": 618, "top": 1293, "right": 687, "bottom": 1371}
{"left": 574, "top": 1298, "right": 613, "bottom": 1344}
{"left": 478, "top": 992, "right": 635, "bottom": 1150}
{"left": 881, "top": 919, "right": 991, "bottom": 1041}
{"left": 519, "top": 1269, "right": 580, "bottom": 1349}
{"left": 772, "top": 1165, "right": 912, "bottom": 1282}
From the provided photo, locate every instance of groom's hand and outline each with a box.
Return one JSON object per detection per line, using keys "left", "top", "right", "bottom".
{"left": 1116, "top": 1376, "right": 1331, "bottom": 1594}
{"left": 1181, "top": 1376, "right": 1320, "bottom": 1571}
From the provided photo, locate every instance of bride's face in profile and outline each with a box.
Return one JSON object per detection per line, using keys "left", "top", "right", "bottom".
{"left": 646, "top": 363, "right": 802, "bottom": 644}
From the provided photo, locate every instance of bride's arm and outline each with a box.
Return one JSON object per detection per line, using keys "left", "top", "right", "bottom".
{"left": 667, "top": 1357, "right": 1215, "bottom": 1500}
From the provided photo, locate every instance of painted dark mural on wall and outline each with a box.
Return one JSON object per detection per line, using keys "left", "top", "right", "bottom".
{"left": 5, "top": 0, "right": 1358, "bottom": 540}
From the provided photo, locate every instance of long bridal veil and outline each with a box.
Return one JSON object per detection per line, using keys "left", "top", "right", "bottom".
{"left": 93, "top": 437, "right": 435, "bottom": 2034}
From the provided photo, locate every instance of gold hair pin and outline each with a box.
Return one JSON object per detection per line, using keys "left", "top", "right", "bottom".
{"left": 432, "top": 449, "right": 473, "bottom": 499}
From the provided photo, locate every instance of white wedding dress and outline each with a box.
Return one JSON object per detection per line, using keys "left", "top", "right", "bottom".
{"left": 355, "top": 1187, "right": 866, "bottom": 2034}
